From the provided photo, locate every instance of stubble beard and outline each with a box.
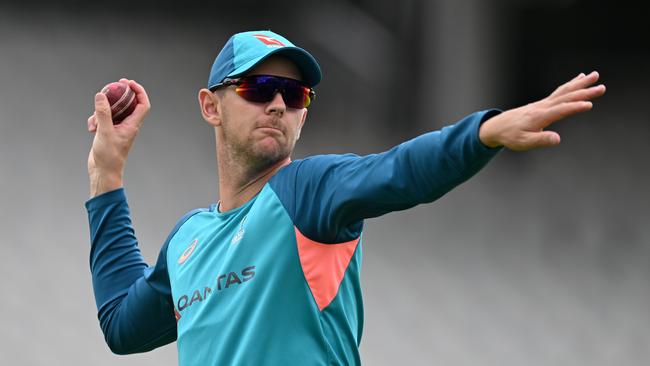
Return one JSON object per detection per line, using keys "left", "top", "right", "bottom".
{"left": 222, "top": 118, "right": 293, "bottom": 173}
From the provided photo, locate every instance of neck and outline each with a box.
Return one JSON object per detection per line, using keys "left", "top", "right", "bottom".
{"left": 216, "top": 153, "right": 290, "bottom": 213}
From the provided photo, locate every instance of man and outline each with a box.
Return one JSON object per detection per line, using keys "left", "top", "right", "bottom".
{"left": 86, "top": 30, "right": 605, "bottom": 365}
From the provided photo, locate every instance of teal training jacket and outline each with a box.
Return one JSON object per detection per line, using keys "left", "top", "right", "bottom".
{"left": 86, "top": 110, "right": 501, "bottom": 365}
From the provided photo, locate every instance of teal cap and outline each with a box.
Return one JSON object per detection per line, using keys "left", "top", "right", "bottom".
{"left": 208, "top": 30, "right": 322, "bottom": 89}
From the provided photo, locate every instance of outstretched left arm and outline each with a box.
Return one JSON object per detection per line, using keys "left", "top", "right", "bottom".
{"left": 479, "top": 71, "right": 606, "bottom": 151}
{"left": 277, "top": 72, "right": 606, "bottom": 243}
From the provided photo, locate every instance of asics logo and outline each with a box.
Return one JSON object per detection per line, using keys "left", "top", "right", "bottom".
{"left": 178, "top": 239, "right": 198, "bottom": 264}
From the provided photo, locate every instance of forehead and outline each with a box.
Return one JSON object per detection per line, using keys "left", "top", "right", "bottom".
{"left": 245, "top": 55, "right": 303, "bottom": 81}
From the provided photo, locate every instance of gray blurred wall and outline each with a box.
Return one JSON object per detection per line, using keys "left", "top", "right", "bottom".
{"left": 1, "top": 1, "right": 649, "bottom": 365}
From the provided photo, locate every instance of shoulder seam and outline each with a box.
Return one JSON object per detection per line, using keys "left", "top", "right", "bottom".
{"left": 153, "top": 208, "right": 208, "bottom": 299}
{"left": 163, "top": 208, "right": 208, "bottom": 254}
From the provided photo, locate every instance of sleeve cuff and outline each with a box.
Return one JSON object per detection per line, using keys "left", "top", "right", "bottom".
{"left": 474, "top": 108, "right": 503, "bottom": 152}
{"left": 85, "top": 188, "right": 127, "bottom": 212}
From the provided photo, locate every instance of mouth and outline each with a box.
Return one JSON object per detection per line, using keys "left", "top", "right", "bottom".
{"left": 255, "top": 126, "right": 283, "bottom": 134}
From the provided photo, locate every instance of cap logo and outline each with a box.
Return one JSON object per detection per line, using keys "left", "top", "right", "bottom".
{"left": 253, "top": 34, "right": 285, "bottom": 47}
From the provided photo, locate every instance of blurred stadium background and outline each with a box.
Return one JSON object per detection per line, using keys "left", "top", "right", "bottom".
{"left": 0, "top": 0, "right": 648, "bottom": 364}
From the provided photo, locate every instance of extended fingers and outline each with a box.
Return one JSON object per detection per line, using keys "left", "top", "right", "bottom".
{"left": 572, "top": 72, "right": 586, "bottom": 81}
{"left": 554, "top": 84, "right": 606, "bottom": 104}
{"left": 544, "top": 101, "right": 593, "bottom": 123}
{"left": 569, "top": 71, "right": 600, "bottom": 90}
{"left": 550, "top": 71, "right": 601, "bottom": 97}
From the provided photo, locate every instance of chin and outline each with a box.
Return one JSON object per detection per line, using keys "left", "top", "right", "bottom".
{"left": 251, "top": 144, "right": 290, "bottom": 167}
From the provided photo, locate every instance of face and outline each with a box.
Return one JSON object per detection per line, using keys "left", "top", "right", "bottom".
{"left": 201, "top": 55, "right": 308, "bottom": 170}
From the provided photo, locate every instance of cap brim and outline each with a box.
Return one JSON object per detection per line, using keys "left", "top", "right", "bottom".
{"left": 227, "top": 46, "right": 322, "bottom": 87}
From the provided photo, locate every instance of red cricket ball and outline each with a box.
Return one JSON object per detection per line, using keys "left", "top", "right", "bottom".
{"left": 100, "top": 82, "right": 137, "bottom": 124}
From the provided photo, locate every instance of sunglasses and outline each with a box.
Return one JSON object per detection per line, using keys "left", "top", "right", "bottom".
{"left": 210, "top": 75, "right": 315, "bottom": 109}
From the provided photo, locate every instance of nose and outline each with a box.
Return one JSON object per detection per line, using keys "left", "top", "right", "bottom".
{"left": 266, "top": 91, "right": 286, "bottom": 116}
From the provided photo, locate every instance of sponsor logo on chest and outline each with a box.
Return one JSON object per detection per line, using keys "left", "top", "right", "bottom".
{"left": 174, "top": 265, "right": 256, "bottom": 321}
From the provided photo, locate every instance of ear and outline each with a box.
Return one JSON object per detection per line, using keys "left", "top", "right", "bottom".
{"left": 198, "top": 88, "right": 223, "bottom": 127}
{"left": 296, "top": 108, "right": 308, "bottom": 140}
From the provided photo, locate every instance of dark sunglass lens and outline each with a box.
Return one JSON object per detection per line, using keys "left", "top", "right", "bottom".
{"left": 235, "top": 85, "right": 271, "bottom": 103}
{"left": 235, "top": 77, "right": 274, "bottom": 103}
{"left": 282, "top": 85, "right": 310, "bottom": 108}
{"left": 235, "top": 76, "right": 312, "bottom": 108}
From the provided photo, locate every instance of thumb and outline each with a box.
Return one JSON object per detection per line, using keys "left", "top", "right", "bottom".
{"left": 94, "top": 93, "right": 113, "bottom": 132}
{"left": 527, "top": 131, "right": 561, "bottom": 150}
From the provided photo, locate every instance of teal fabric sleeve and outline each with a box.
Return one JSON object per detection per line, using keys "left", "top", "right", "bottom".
{"left": 269, "top": 109, "right": 502, "bottom": 243}
{"left": 86, "top": 188, "right": 203, "bottom": 354}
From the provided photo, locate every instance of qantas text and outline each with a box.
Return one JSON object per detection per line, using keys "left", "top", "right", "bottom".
{"left": 175, "top": 265, "right": 256, "bottom": 315}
